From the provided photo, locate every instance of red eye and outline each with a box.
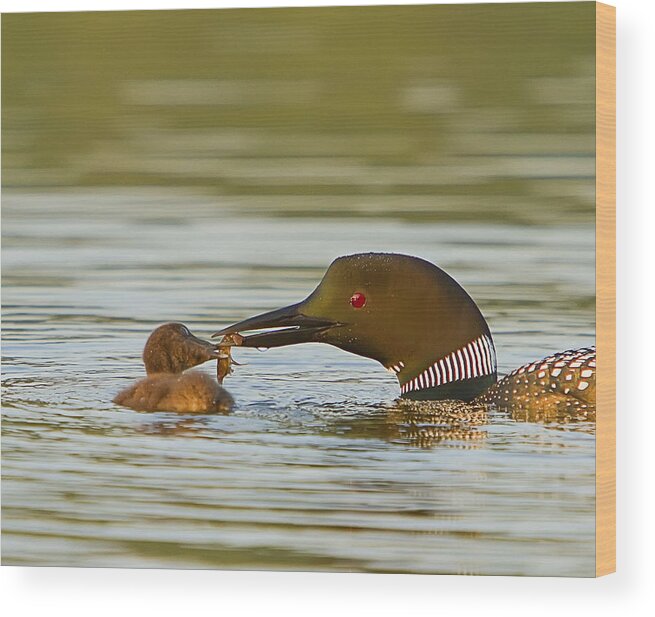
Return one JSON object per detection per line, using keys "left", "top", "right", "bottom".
{"left": 350, "top": 292, "right": 366, "bottom": 309}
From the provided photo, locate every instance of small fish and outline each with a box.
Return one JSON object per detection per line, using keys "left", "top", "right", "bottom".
{"left": 216, "top": 333, "right": 244, "bottom": 384}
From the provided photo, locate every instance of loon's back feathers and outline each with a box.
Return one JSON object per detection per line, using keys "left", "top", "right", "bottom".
{"left": 476, "top": 347, "right": 596, "bottom": 419}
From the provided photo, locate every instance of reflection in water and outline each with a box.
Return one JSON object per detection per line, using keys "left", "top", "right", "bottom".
{"left": 509, "top": 404, "right": 596, "bottom": 426}
{"left": 136, "top": 417, "right": 214, "bottom": 437}
{"left": 321, "top": 400, "right": 489, "bottom": 448}
{"left": 130, "top": 402, "right": 488, "bottom": 448}
{"left": 385, "top": 401, "right": 489, "bottom": 447}
{"left": 130, "top": 393, "right": 596, "bottom": 449}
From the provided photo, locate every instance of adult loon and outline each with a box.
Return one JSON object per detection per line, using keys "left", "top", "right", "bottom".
{"left": 213, "top": 253, "right": 594, "bottom": 417}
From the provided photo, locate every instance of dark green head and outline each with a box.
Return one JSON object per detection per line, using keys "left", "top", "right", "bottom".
{"left": 214, "top": 253, "right": 496, "bottom": 400}
{"left": 143, "top": 323, "right": 219, "bottom": 375}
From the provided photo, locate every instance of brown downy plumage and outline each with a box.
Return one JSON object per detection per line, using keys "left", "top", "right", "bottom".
{"left": 113, "top": 323, "right": 234, "bottom": 413}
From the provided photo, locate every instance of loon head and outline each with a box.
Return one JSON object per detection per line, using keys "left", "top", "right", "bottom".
{"left": 143, "top": 323, "right": 219, "bottom": 375}
{"left": 214, "top": 253, "right": 496, "bottom": 400}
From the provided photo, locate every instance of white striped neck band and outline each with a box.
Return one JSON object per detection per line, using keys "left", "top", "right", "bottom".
{"left": 390, "top": 334, "right": 497, "bottom": 395}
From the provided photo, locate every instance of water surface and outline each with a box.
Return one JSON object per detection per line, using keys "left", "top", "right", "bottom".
{"left": 2, "top": 191, "right": 595, "bottom": 575}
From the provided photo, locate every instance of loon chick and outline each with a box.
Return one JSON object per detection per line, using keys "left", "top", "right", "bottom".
{"left": 213, "top": 253, "right": 595, "bottom": 416}
{"left": 114, "top": 323, "right": 234, "bottom": 413}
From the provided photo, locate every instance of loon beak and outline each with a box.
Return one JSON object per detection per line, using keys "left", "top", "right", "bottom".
{"left": 212, "top": 302, "right": 339, "bottom": 348}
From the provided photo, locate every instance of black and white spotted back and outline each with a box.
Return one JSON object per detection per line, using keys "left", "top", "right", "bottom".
{"left": 476, "top": 347, "right": 596, "bottom": 418}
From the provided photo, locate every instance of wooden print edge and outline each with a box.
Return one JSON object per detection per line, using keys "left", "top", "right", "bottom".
{"left": 595, "top": 1, "right": 616, "bottom": 578}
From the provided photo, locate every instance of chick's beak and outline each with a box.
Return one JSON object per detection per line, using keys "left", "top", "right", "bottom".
{"left": 188, "top": 334, "right": 222, "bottom": 360}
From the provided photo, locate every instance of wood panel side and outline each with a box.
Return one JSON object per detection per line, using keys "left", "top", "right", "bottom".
{"left": 595, "top": 1, "right": 616, "bottom": 578}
